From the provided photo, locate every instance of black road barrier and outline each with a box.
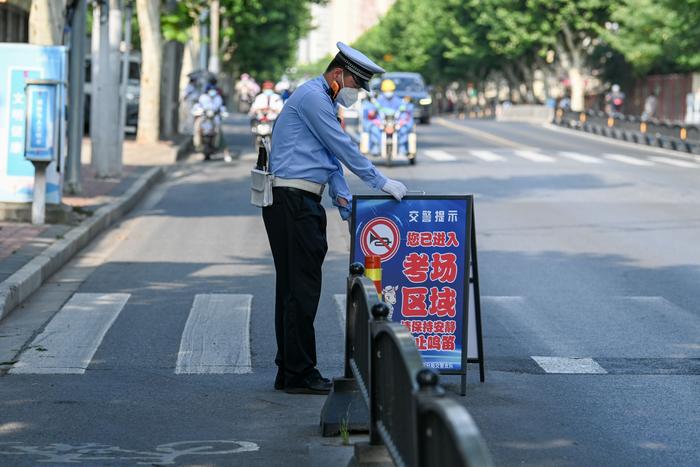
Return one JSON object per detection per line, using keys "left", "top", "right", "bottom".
{"left": 554, "top": 109, "right": 700, "bottom": 154}
{"left": 320, "top": 264, "right": 494, "bottom": 467}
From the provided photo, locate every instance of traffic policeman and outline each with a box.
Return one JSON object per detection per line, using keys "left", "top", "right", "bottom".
{"left": 264, "top": 42, "right": 407, "bottom": 394}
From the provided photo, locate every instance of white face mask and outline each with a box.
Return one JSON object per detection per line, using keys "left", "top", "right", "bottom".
{"left": 384, "top": 92, "right": 394, "bottom": 99}
{"left": 335, "top": 72, "right": 359, "bottom": 108}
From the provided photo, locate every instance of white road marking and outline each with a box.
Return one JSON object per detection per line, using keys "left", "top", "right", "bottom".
{"left": 604, "top": 153, "right": 654, "bottom": 166}
{"left": 513, "top": 150, "right": 556, "bottom": 163}
{"left": 334, "top": 294, "right": 346, "bottom": 333}
{"left": 469, "top": 149, "right": 506, "bottom": 162}
{"left": 648, "top": 156, "right": 699, "bottom": 168}
{"left": 175, "top": 294, "right": 252, "bottom": 374}
{"left": 532, "top": 356, "right": 607, "bottom": 374}
{"left": 423, "top": 149, "right": 457, "bottom": 161}
{"left": 10, "top": 293, "right": 129, "bottom": 374}
{"left": 240, "top": 152, "right": 257, "bottom": 161}
{"left": 558, "top": 151, "right": 603, "bottom": 164}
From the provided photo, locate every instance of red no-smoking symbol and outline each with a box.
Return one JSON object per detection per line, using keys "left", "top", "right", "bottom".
{"left": 360, "top": 217, "right": 400, "bottom": 261}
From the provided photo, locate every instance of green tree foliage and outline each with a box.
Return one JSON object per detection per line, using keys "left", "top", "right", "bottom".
{"left": 604, "top": 0, "right": 700, "bottom": 74}
{"left": 352, "top": 0, "right": 449, "bottom": 83}
{"left": 162, "top": 0, "right": 321, "bottom": 80}
{"left": 351, "top": 0, "right": 697, "bottom": 89}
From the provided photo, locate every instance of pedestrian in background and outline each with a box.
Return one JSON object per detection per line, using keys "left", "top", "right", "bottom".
{"left": 263, "top": 42, "right": 407, "bottom": 395}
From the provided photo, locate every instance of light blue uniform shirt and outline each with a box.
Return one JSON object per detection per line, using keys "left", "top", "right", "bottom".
{"left": 270, "top": 75, "right": 387, "bottom": 219}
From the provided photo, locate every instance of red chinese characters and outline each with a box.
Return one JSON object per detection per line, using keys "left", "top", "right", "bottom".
{"left": 401, "top": 286, "right": 429, "bottom": 317}
{"left": 400, "top": 320, "right": 457, "bottom": 334}
{"left": 402, "top": 253, "right": 430, "bottom": 283}
{"left": 428, "top": 287, "right": 457, "bottom": 317}
{"left": 405, "top": 231, "right": 460, "bottom": 248}
{"left": 429, "top": 253, "right": 457, "bottom": 283}
{"left": 402, "top": 253, "right": 459, "bottom": 284}
{"left": 401, "top": 286, "right": 457, "bottom": 318}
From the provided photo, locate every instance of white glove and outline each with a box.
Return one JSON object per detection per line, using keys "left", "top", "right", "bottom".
{"left": 382, "top": 178, "right": 407, "bottom": 201}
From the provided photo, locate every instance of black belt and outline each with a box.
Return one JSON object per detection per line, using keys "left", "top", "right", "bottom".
{"left": 273, "top": 186, "right": 322, "bottom": 202}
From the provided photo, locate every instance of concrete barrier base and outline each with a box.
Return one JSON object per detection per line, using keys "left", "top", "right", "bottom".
{"left": 320, "top": 377, "right": 369, "bottom": 437}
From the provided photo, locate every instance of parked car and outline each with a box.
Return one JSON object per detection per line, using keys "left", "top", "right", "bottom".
{"left": 84, "top": 52, "right": 141, "bottom": 134}
{"left": 370, "top": 72, "right": 432, "bottom": 124}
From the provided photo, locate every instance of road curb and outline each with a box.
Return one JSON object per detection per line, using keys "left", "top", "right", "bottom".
{"left": 542, "top": 122, "right": 698, "bottom": 160}
{"left": 0, "top": 166, "right": 164, "bottom": 322}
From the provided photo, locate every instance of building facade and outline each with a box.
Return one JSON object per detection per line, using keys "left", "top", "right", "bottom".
{"left": 0, "top": 0, "right": 30, "bottom": 43}
{"left": 297, "top": 0, "right": 395, "bottom": 65}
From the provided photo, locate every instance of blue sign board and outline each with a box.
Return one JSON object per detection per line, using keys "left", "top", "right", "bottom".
{"left": 351, "top": 195, "right": 473, "bottom": 372}
{"left": 0, "top": 44, "right": 66, "bottom": 203}
{"left": 25, "top": 84, "right": 58, "bottom": 162}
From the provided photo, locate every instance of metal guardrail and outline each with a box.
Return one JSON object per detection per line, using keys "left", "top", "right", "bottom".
{"left": 554, "top": 109, "right": 700, "bottom": 154}
{"left": 343, "top": 263, "right": 494, "bottom": 467}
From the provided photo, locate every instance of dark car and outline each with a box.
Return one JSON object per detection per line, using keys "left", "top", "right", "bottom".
{"left": 84, "top": 53, "right": 141, "bottom": 134}
{"left": 370, "top": 72, "right": 432, "bottom": 124}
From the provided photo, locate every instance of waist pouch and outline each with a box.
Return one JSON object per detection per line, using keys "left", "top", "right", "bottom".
{"left": 250, "top": 168, "right": 273, "bottom": 207}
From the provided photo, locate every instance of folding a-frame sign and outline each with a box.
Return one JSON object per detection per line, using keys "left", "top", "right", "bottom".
{"left": 350, "top": 194, "right": 485, "bottom": 395}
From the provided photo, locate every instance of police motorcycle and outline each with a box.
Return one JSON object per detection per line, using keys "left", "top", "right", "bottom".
{"left": 359, "top": 103, "right": 417, "bottom": 166}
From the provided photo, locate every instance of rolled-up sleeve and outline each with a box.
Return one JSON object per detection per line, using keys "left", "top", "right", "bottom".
{"left": 298, "top": 92, "right": 387, "bottom": 191}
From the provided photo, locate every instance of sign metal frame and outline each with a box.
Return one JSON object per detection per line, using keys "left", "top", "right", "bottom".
{"left": 350, "top": 194, "right": 485, "bottom": 395}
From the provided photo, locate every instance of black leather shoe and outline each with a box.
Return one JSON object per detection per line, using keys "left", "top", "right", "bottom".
{"left": 284, "top": 376, "right": 332, "bottom": 395}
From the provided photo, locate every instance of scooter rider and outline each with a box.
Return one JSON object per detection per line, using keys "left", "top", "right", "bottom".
{"left": 368, "top": 79, "right": 414, "bottom": 156}
{"left": 192, "top": 83, "right": 227, "bottom": 154}
{"left": 249, "top": 80, "right": 284, "bottom": 123}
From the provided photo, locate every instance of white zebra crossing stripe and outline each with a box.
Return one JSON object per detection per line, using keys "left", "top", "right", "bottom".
{"left": 604, "top": 153, "right": 654, "bottom": 166}
{"left": 532, "top": 356, "right": 607, "bottom": 374}
{"left": 10, "top": 293, "right": 130, "bottom": 374}
{"left": 558, "top": 151, "right": 603, "bottom": 164}
{"left": 469, "top": 149, "right": 506, "bottom": 162}
{"left": 648, "top": 156, "right": 699, "bottom": 168}
{"left": 513, "top": 150, "right": 555, "bottom": 163}
{"left": 423, "top": 149, "right": 457, "bottom": 161}
{"left": 175, "top": 294, "right": 252, "bottom": 374}
{"left": 334, "top": 294, "right": 346, "bottom": 334}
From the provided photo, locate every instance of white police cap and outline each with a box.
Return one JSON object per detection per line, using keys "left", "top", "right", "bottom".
{"left": 334, "top": 42, "right": 385, "bottom": 91}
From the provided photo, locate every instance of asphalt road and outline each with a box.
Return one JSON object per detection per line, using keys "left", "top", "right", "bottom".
{"left": 0, "top": 114, "right": 698, "bottom": 466}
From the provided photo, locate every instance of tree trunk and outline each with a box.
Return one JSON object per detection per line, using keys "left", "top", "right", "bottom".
{"left": 29, "top": 0, "right": 66, "bottom": 45}
{"left": 178, "top": 24, "right": 200, "bottom": 135}
{"left": 502, "top": 64, "right": 519, "bottom": 102}
{"left": 209, "top": 0, "right": 220, "bottom": 74}
{"left": 516, "top": 58, "right": 536, "bottom": 104}
{"left": 136, "top": 0, "right": 162, "bottom": 144}
{"left": 569, "top": 66, "right": 585, "bottom": 111}
{"left": 559, "top": 23, "right": 586, "bottom": 111}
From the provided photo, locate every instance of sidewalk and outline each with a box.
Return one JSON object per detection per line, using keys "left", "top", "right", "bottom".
{"left": 0, "top": 136, "right": 189, "bottom": 320}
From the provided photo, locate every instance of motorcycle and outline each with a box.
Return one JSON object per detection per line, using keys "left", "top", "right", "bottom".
{"left": 251, "top": 114, "right": 275, "bottom": 154}
{"left": 192, "top": 107, "right": 226, "bottom": 160}
{"left": 360, "top": 109, "right": 417, "bottom": 166}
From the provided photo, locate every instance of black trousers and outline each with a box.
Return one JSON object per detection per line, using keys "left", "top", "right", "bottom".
{"left": 262, "top": 187, "right": 328, "bottom": 385}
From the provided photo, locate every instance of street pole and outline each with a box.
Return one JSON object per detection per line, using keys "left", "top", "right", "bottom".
{"left": 208, "top": 0, "right": 220, "bottom": 75}
{"left": 90, "top": 0, "right": 122, "bottom": 178}
{"left": 118, "top": 1, "right": 133, "bottom": 154}
{"left": 199, "top": 8, "right": 209, "bottom": 73}
{"left": 108, "top": 0, "right": 123, "bottom": 174}
{"left": 65, "top": 0, "right": 86, "bottom": 194}
{"left": 31, "top": 162, "right": 49, "bottom": 225}
{"left": 90, "top": 1, "right": 109, "bottom": 176}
